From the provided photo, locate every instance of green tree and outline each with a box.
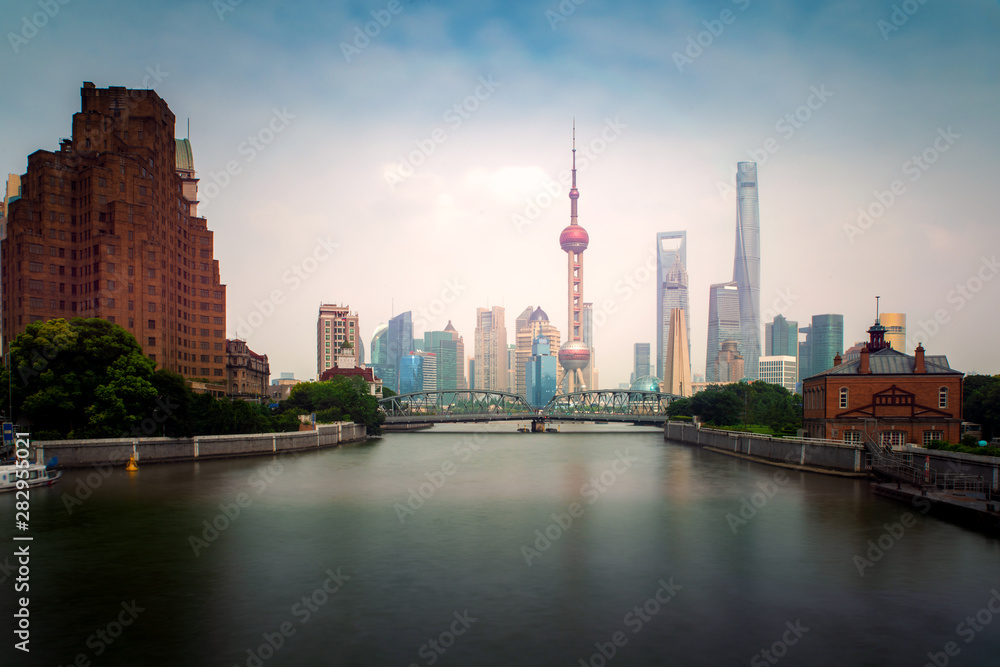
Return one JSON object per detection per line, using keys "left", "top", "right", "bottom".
{"left": 965, "top": 374, "right": 1000, "bottom": 441}
{"left": 278, "top": 376, "right": 384, "bottom": 435}
{"left": 8, "top": 318, "right": 158, "bottom": 439}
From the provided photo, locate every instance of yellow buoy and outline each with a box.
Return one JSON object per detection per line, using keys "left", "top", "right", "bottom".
{"left": 126, "top": 455, "right": 138, "bottom": 471}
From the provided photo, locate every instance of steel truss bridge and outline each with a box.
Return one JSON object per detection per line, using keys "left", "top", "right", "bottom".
{"left": 379, "top": 389, "right": 679, "bottom": 426}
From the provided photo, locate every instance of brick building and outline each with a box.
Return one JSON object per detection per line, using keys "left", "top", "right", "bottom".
{"left": 226, "top": 339, "right": 270, "bottom": 401}
{"left": 1, "top": 82, "right": 226, "bottom": 380}
{"left": 802, "top": 320, "right": 963, "bottom": 446}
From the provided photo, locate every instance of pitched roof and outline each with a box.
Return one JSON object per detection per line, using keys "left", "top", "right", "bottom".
{"left": 810, "top": 347, "right": 960, "bottom": 378}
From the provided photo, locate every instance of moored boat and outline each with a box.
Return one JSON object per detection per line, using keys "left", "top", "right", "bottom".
{"left": 0, "top": 462, "right": 62, "bottom": 491}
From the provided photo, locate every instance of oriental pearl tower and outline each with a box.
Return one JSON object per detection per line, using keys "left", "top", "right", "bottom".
{"left": 558, "top": 124, "right": 591, "bottom": 392}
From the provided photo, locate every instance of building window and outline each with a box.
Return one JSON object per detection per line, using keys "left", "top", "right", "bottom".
{"left": 938, "top": 387, "right": 948, "bottom": 409}
{"left": 844, "top": 431, "right": 862, "bottom": 444}
{"left": 923, "top": 431, "right": 944, "bottom": 446}
{"left": 148, "top": 337, "right": 156, "bottom": 346}
{"left": 880, "top": 431, "right": 906, "bottom": 448}
{"left": 839, "top": 387, "right": 848, "bottom": 409}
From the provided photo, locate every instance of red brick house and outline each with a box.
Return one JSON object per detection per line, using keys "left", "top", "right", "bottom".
{"left": 802, "top": 321, "right": 963, "bottom": 446}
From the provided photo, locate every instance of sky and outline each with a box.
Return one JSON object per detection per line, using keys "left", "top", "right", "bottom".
{"left": 2, "top": 0, "right": 999, "bottom": 386}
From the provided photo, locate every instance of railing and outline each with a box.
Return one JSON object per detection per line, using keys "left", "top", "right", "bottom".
{"left": 859, "top": 425, "right": 986, "bottom": 492}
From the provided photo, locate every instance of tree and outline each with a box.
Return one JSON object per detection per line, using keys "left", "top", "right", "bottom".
{"left": 8, "top": 318, "right": 158, "bottom": 439}
{"left": 965, "top": 374, "right": 1000, "bottom": 441}
{"left": 278, "top": 376, "right": 384, "bottom": 435}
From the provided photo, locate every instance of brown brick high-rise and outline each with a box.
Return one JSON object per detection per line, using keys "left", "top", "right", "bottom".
{"left": 1, "top": 82, "right": 227, "bottom": 380}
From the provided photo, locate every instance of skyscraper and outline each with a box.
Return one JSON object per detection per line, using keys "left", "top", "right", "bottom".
{"left": 474, "top": 306, "right": 507, "bottom": 391}
{"left": 514, "top": 307, "right": 561, "bottom": 399}
{"left": 424, "top": 330, "right": 458, "bottom": 391}
{"left": 317, "top": 304, "right": 359, "bottom": 376}
{"left": 513, "top": 306, "right": 534, "bottom": 397}
{"left": 444, "top": 320, "right": 467, "bottom": 389}
{"left": 398, "top": 353, "right": 423, "bottom": 395}
{"left": 656, "top": 231, "right": 690, "bottom": 383}
{"left": 881, "top": 312, "right": 906, "bottom": 352}
{"left": 526, "top": 334, "right": 558, "bottom": 408}
{"left": 764, "top": 313, "right": 798, "bottom": 382}
{"left": 734, "top": 161, "right": 761, "bottom": 379}
{"left": 705, "top": 281, "right": 740, "bottom": 382}
{"left": 378, "top": 311, "right": 414, "bottom": 392}
{"left": 800, "top": 314, "right": 843, "bottom": 379}
{"left": 632, "top": 343, "right": 650, "bottom": 384}
{"left": 558, "top": 126, "right": 591, "bottom": 392}
{"left": 1, "top": 83, "right": 226, "bottom": 381}
{"left": 663, "top": 308, "right": 692, "bottom": 396}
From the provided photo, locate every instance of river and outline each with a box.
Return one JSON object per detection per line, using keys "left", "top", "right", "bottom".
{"left": 2, "top": 424, "right": 999, "bottom": 666}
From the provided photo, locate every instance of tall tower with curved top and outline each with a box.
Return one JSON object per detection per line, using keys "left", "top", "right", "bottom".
{"left": 558, "top": 124, "right": 591, "bottom": 392}
{"left": 734, "top": 161, "right": 761, "bottom": 379}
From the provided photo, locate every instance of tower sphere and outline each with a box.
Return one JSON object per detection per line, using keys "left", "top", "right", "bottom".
{"left": 558, "top": 340, "right": 591, "bottom": 371}
{"left": 559, "top": 224, "right": 589, "bottom": 253}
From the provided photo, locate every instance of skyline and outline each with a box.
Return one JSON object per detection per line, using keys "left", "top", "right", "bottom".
{"left": 2, "top": 1, "right": 999, "bottom": 385}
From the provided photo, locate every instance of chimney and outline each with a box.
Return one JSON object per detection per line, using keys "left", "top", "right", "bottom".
{"left": 914, "top": 343, "right": 926, "bottom": 374}
{"left": 833, "top": 353, "right": 842, "bottom": 367}
{"left": 859, "top": 346, "right": 870, "bottom": 374}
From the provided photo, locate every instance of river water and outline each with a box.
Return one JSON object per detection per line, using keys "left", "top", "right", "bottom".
{"left": 2, "top": 424, "right": 999, "bottom": 666}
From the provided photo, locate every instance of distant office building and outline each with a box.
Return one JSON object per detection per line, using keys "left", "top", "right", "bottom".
{"left": 444, "top": 320, "right": 467, "bottom": 390}
{"left": 759, "top": 355, "right": 797, "bottom": 392}
{"left": 398, "top": 353, "right": 424, "bottom": 395}
{"left": 507, "top": 344, "right": 517, "bottom": 392}
{"left": 475, "top": 306, "right": 507, "bottom": 391}
{"left": 424, "top": 330, "right": 459, "bottom": 392}
{"left": 515, "top": 307, "right": 561, "bottom": 398}
{"left": 525, "top": 334, "right": 558, "bottom": 408}
{"left": 226, "top": 339, "right": 270, "bottom": 401}
{"left": 656, "top": 231, "right": 690, "bottom": 383}
{"left": 420, "top": 352, "right": 437, "bottom": 391}
{"left": 765, "top": 314, "right": 799, "bottom": 382}
{"left": 734, "top": 161, "right": 761, "bottom": 379}
{"left": 716, "top": 340, "right": 745, "bottom": 383}
{"left": 468, "top": 358, "right": 476, "bottom": 390}
{"left": 1, "top": 84, "right": 227, "bottom": 381}
{"left": 800, "top": 314, "right": 844, "bottom": 380}
{"left": 881, "top": 312, "right": 906, "bottom": 352}
{"left": 632, "top": 343, "right": 651, "bottom": 384}
{"left": 663, "top": 308, "right": 691, "bottom": 397}
{"left": 269, "top": 372, "right": 301, "bottom": 402}
{"left": 512, "top": 306, "right": 534, "bottom": 396}
{"left": 706, "top": 281, "right": 741, "bottom": 382}
{"left": 317, "top": 304, "right": 359, "bottom": 376}
{"left": 375, "top": 311, "right": 414, "bottom": 392}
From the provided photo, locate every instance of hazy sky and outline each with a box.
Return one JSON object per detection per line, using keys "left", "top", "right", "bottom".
{"left": 3, "top": 0, "right": 999, "bottom": 385}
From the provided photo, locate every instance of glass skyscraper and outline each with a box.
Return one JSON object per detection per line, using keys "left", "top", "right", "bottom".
{"left": 632, "top": 343, "right": 650, "bottom": 383}
{"left": 765, "top": 314, "right": 799, "bottom": 383}
{"left": 377, "top": 311, "right": 413, "bottom": 393}
{"left": 424, "top": 331, "right": 458, "bottom": 392}
{"left": 525, "top": 335, "right": 558, "bottom": 408}
{"left": 398, "top": 353, "right": 423, "bottom": 395}
{"left": 734, "top": 162, "right": 761, "bottom": 379}
{"left": 656, "top": 231, "right": 689, "bottom": 383}
{"left": 705, "top": 281, "right": 741, "bottom": 382}
{"left": 799, "top": 314, "right": 843, "bottom": 379}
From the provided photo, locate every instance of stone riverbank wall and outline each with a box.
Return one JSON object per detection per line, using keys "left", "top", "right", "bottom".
{"left": 35, "top": 422, "right": 367, "bottom": 468}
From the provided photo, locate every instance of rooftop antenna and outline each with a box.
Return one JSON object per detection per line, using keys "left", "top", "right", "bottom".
{"left": 187, "top": 118, "right": 190, "bottom": 139}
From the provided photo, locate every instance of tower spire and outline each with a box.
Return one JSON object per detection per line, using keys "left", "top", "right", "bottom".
{"left": 569, "top": 120, "right": 579, "bottom": 226}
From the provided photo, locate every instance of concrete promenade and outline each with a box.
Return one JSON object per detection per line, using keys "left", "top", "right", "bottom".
{"left": 35, "top": 422, "right": 367, "bottom": 468}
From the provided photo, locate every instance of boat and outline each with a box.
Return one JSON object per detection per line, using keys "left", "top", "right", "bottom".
{"left": 0, "top": 461, "right": 62, "bottom": 492}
